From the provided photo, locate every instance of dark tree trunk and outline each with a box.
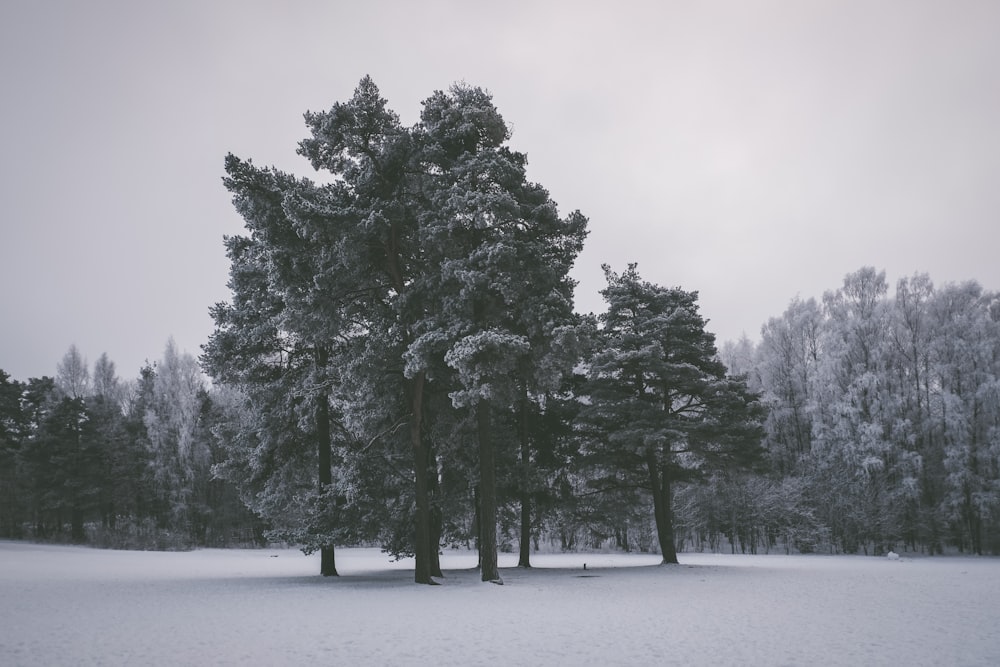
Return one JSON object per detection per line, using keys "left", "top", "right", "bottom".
{"left": 517, "top": 391, "right": 532, "bottom": 568}
{"left": 315, "top": 375, "right": 338, "bottom": 577}
{"left": 429, "top": 502, "right": 443, "bottom": 579}
{"left": 473, "top": 487, "right": 481, "bottom": 560}
{"left": 321, "top": 547, "right": 337, "bottom": 576}
{"left": 410, "top": 372, "right": 435, "bottom": 584}
{"left": 648, "top": 455, "right": 679, "bottom": 564}
{"left": 518, "top": 492, "right": 532, "bottom": 568}
{"left": 477, "top": 401, "right": 502, "bottom": 583}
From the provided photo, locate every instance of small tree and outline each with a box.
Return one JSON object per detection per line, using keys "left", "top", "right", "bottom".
{"left": 581, "top": 264, "right": 763, "bottom": 563}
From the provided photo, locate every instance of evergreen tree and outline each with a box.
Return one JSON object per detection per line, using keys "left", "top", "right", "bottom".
{"left": 581, "top": 264, "right": 763, "bottom": 563}
{"left": 409, "top": 84, "right": 588, "bottom": 580}
{"left": 207, "top": 77, "right": 587, "bottom": 583}
{"left": 0, "top": 370, "right": 26, "bottom": 537}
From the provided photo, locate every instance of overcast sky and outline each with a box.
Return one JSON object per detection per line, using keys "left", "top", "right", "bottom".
{"left": 2, "top": 0, "right": 998, "bottom": 382}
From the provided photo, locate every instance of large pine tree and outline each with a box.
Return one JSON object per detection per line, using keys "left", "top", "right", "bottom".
{"left": 205, "top": 77, "right": 587, "bottom": 583}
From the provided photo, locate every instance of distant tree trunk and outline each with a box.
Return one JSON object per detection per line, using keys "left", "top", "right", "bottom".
{"left": 71, "top": 507, "right": 85, "bottom": 544}
{"left": 427, "top": 442, "right": 444, "bottom": 579}
{"left": 648, "top": 454, "right": 679, "bottom": 564}
{"left": 429, "top": 502, "right": 443, "bottom": 579}
{"left": 477, "top": 401, "right": 502, "bottom": 583}
{"left": 517, "top": 391, "right": 532, "bottom": 568}
{"left": 315, "top": 368, "right": 338, "bottom": 577}
{"left": 410, "top": 372, "right": 435, "bottom": 584}
{"left": 473, "top": 488, "right": 481, "bottom": 560}
{"left": 518, "top": 492, "right": 532, "bottom": 568}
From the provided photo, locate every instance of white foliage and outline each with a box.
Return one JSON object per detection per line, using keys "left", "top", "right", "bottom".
{"left": 56, "top": 344, "right": 90, "bottom": 399}
{"left": 144, "top": 338, "right": 208, "bottom": 518}
{"left": 444, "top": 329, "right": 529, "bottom": 407}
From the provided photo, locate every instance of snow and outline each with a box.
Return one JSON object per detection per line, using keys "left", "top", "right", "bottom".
{"left": 2, "top": 542, "right": 998, "bottom": 666}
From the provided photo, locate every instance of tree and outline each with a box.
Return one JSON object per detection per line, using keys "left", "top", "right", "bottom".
{"left": 208, "top": 76, "right": 587, "bottom": 584}
{"left": 92, "top": 353, "right": 119, "bottom": 402}
{"left": 808, "top": 267, "right": 924, "bottom": 554}
{"left": 0, "top": 369, "right": 26, "bottom": 537}
{"left": 928, "top": 281, "right": 1000, "bottom": 554}
{"left": 405, "top": 84, "right": 588, "bottom": 580}
{"left": 581, "top": 264, "right": 763, "bottom": 563}
{"left": 890, "top": 273, "right": 939, "bottom": 550}
{"left": 756, "top": 297, "right": 823, "bottom": 474}
{"left": 143, "top": 339, "right": 211, "bottom": 543}
{"left": 56, "top": 344, "right": 90, "bottom": 399}
{"left": 16, "top": 380, "right": 103, "bottom": 543}
{"left": 208, "top": 155, "right": 353, "bottom": 574}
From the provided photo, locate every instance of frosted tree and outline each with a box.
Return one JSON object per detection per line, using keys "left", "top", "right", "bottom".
{"left": 712, "top": 299, "right": 828, "bottom": 553}
{"left": 210, "top": 77, "right": 587, "bottom": 583}
{"left": 293, "top": 77, "right": 445, "bottom": 581}
{"left": 92, "top": 352, "right": 119, "bottom": 403}
{"left": 809, "top": 268, "right": 907, "bottom": 552}
{"left": 56, "top": 344, "right": 90, "bottom": 399}
{"left": 756, "top": 297, "right": 823, "bottom": 474}
{"left": 928, "top": 281, "right": 1000, "bottom": 554}
{"left": 742, "top": 267, "right": 1000, "bottom": 554}
{"left": 888, "top": 273, "right": 940, "bottom": 549}
{"left": 206, "top": 152, "right": 358, "bottom": 574}
{"left": 718, "top": 334, "right": 758, "bottom": 383}
{"left": 581, "top": 265, "right": 763, "bottom": 563}
{"left": 405, "top": 84, "right": 588, "bottom": 579}
{"left": 144, "top": 339, "right": 209, "bottom": 540}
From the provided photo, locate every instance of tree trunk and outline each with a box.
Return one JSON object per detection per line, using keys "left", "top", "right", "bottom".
{"left": 477, "top": 400, "right": 502, "bottom": 583}
{"left": 517, "top": 391, "right": 532, "bottom": 568}
{"left": 71, "top": 507, "right": 85, "bottom": 543}
{"left": 648, "top": 455, "right": 679, "bottom": 564}
{"left": 383, "top": 223, "right": 435, "bottom": 582}
{"left": 410, "top": 372, "right": 435, "bottom": 584}
{"left": 473, "top": 487, "right": 481, "bottom": 561}
{"left": 321, "top": 546, "right": 337, "bottom": 576}
{"left": 427, "top": 441, "right": 444, "bottom": 578}
{"left": 429, "top": 503, "right": 443, "bottom": 578}
{"left": 518, "top": 491, "right": 532, "bottom": 568}
{"left": 315, "top": 379, "right": 338, "bottom": 577}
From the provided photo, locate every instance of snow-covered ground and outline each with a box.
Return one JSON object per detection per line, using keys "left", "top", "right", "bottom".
{"left": 1, "top": 541, "right": 998, "bottom": 666}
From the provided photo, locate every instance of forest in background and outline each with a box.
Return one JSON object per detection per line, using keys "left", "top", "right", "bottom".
{"left": 719, "top": 267, "right": 1000, "bottom": 556}
{"left": 2, "top": 79, "right": 998, "bottom": 575}
{"left": 0, "top": 341, "right": 261, "bottom": 549}
{"left": 2, "top": 266, "right": 997, "bottom": 561}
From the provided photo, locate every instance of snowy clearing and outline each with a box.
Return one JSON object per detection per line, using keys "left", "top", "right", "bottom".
{"left": 1, "top": 542, "right": 998, "bottom": 666}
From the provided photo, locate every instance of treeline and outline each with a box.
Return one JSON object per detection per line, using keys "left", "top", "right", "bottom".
{"left": 0, "top": 341, "right": 262, "bottom": 549}
{"left": 718, "top": 267, "right": 1000, "bottom": 556}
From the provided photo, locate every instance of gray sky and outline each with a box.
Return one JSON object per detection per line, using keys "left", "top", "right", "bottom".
{"left": 2, "top": 0, "right": 998, "bottom": 382}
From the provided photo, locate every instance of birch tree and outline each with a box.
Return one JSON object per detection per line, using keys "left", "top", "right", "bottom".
{"left": 144, "top": 339, "right": 209, "bottom": 541}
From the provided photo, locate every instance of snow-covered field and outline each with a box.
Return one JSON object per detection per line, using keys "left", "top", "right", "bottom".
{"left": 1, "top": 541, "right": 998, "bottom": 666}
